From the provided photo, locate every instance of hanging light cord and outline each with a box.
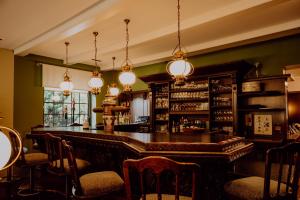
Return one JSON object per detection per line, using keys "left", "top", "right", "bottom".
{"left": 177, "top": 0, "right": 181, "bottom": 51}
{"left": 93, "top": 32, "right": 100, "bottom": 71}
{"left": 112, "top": 57, "right": 116, "bottom": 83}
{"left": 124, "top": 19, "right": 130, "bottom": 65}
{"left": 65, "top": 42, "right": 69, "bottom": 73}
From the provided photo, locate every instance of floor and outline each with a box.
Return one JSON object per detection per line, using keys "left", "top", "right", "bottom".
{"left": 0, "top": 166, "right": 126, "bottom": 200}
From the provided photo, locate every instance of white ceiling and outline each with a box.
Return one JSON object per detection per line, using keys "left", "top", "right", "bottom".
{"left": 0, "top": 0, "right": 300, "bottom": 71}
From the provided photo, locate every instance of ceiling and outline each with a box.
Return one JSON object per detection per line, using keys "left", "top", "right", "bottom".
{"left": 0, "top": 0, "right": 300, "bottom": 71}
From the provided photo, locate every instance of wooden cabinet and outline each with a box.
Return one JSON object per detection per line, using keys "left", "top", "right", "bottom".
{"left": 150, "top": 82, "right": 169, "bottom": 133}
{"left": 169, "top": 78, "right": 210, "bottom": 133}
{"left": 237, "top": 75, "right": 289, "bottom": 142}
{"left": 209, "top": 74, "right": 238, "bottom": 135}
{"left": 149, "top": 73, "right": 239, "bottom": 134}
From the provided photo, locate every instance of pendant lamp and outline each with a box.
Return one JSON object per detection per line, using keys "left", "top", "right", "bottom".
{"left": 88, "top": 32, "right": 104, "bottom": 95}
{"left": 108, "top": 57, "right": 120, "bottom": 97}
{"left": 118, "top": 19, "right": 136, "bottom": 92}
{"left": 60, "top": 42, "right": 74, "bottom": 96}
{"left": 166, "top": 0, "right": 194, "bottom": 86}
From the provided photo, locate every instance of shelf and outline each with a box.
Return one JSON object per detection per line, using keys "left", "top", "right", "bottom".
{"left": 211, "top": 91, "right": 232, "bottom": 95}
{"left": 155, "top": 119, "right": 169, "bottom": 122}
{"left": 238, "top": 91, "right": 284, "bottom": 97}
{"left": 239, "top": 108, "right": 285, "bottom": 112}
{"left": 155, "top": 94, "right": 168, "bottom": 97}
{"left": 155, "top": 107, "right": 169, "bottom": 110}
{"left": 169, "top": 111, "right": 209, "bottom": 115}
{"left": 211, "top": 105, "right": 232, "bottom": 109}
{"left": 170, "top": 88, "right": 208, "bottom": 92}
{"left": 213, "top": 120, "right": 233, "bottom": 124}
{"left": 170, "top": 98, "right": 208, "bottom": 102}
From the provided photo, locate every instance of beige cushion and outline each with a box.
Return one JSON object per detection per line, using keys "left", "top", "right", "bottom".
{"left": 53, "top": 158, "right": 90, "bottom": 174}
{"left": 79, "top": 171, "right": 124, "bottom": 196}
{"left": 141, "top": 194, "right": 191, "bottom": 200}
{"left": 24, "top": 153, "right": 48, "bottom": 166}
{"left": 224, "top": 176, "right": 289, "bottom": 200}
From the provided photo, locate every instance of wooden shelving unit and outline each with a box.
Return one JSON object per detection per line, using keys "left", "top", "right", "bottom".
{"left": 237, "top": 75, "right": 290, "bottom": 142}
{"left": 143, "top": 60, "right": 254, "bottom": 135}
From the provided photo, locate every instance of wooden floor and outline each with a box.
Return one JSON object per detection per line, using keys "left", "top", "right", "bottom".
{"left": 0, "top": 166, "right": 126, "bottom": 200}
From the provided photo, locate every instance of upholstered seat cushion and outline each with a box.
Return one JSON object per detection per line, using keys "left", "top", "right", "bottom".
{"left": 141, "top": 194, "right": 191, "bottom": 200}
{"left": 224, "top": 176, "right": 289, "bottom": 200}
{"left": 53, "top": 158, "right": 90, "bottom": 173}
{"left": 79, "top": 171, "right": 124, "bottom": 196}
{"left": 24, "top": 152, "right": 48, "bottom": 166}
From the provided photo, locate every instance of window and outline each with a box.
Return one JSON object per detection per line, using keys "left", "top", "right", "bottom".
{"left": 44, "top": 87, "right": 92, "bottom": 127}
{"left": 130, "top": 93, "right": 150, "bottom": 122}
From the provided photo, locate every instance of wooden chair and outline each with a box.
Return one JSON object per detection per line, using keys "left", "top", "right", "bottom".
{"left": 44, "top": 133, "right": 91, "bottom": 199}
{"left": 224, "top": 142, "right": 300, "bottom": 200}
{"left": 123, "top": 156, "right": 201, "bottom": 200}
{"left": 61, "top": 140, "right": 124, "bottom": 200}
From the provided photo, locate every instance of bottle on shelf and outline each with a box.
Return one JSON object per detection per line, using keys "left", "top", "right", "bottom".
{"left": 172, "top": 121, "right": 176, "bottom": 133}
{"left": 179, "top": 117, "right": 184, "bottom": 133}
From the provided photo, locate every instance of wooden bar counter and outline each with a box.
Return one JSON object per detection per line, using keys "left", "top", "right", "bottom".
{"left": 30, "top": 127, "right": 254, "bottom": 200}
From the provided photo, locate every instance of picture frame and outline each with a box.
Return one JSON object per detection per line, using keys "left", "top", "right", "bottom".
{"left": 254, "top": 114, "right": 272, "bottom": 135}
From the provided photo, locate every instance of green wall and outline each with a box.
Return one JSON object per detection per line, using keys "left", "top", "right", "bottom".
{"left": 14, "top": 34, "right": 300, "bottom": 133}
{"left": 14, "top": 56, "right": 43, "bottom": 142}
{"left": 130, "top": 34, "right": 300, "bottom": 91}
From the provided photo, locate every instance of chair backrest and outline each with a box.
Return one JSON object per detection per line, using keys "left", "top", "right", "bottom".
{"left": 44, "top": 133, "right": 65, "bottom": 174}
{"left": 123, "top": 156, "right": 200, "bottom": 200}
{"left": 264, "top": 142, "right": 300, "bottom": 200}
{"left": 62, "top": 140, "right": 83, "bottom": 196}
{"left": 8, "top": 131, "right": 25, "bottom": 162}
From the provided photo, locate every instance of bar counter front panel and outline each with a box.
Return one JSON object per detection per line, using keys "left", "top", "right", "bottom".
{"left": 30, "top": 127, "right": 254, "bottom": 200}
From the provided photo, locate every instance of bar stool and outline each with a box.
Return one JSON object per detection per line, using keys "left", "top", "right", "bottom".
{"left": 62, "top": 140, "right": 124, "bottom": 199}
{"left": 44, "top": 133, "right": 91, "bottom": 199}
{"left": 224, "top": 142, "right": 300, "bottom": 200}
{"left": 8, "top": 131, "right": 49, "bottom": 198}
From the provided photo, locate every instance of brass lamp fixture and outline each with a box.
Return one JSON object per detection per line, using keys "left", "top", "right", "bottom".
{"left": 166, "top": 0, "right": 194, "bottom": 86}
{"left": 60, "top": 42, "right": 74, "bottom": 96}
{"left": 88, "top": 32, "right": 104, "bottom": 95}
{"left": 108, "top": 57, "right": 120, "bottom": 97}
{"left": 118, "top": 19, "right": 136, "bottom": 92}
{"left": 0, "top": 126, "right": 22, "bottom": 170}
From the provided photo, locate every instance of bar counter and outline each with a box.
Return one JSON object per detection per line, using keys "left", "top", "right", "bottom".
{"left": 30, "top": 127, "right": 253, "bottom": 200}
{"left": 30, "top": 127, "right": 253, "bottom": 162}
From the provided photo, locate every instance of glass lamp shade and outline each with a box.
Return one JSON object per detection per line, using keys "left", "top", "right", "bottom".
{"left": 88, "top": 77, "right": 104, "bottom": 88}
{"left": 60, "top": 80, "right": 74, "bottom": 96}
{"left": 109, "top": 86, "right": 120, "bottom": 96}
{"left": 0, "top": 131, "right": 12, "bottom": 169}
{"left": 88, "top": 77, "right": 104, "bottom": 95}
{"left": 119, "top": 71, "right": 136, "bottom": 85}
{"left": 167, "top": 59, "right": 193, "bottom": 76}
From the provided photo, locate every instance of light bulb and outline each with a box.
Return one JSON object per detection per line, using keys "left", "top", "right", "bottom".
{"left": 0, "top": 131, "right": 12, "bottom": 169}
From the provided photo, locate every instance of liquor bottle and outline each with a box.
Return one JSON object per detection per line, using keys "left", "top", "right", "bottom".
{"left": 172, "top": 121, "right": 176, "bottom": 133}
{"left": 179, "top": 117, "right": 184, "bottom": 133}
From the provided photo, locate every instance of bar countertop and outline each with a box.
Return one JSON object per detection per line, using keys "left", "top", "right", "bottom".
{"left": 30, "top": 127, "right": 254, "bottom": 162}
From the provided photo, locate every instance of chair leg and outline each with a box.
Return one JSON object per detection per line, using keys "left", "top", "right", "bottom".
{"left": 29, "top": 167, "right": 35, "bottom": 193}
{"left": 65, "top": 175, "right": 69, "bottom": 200}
